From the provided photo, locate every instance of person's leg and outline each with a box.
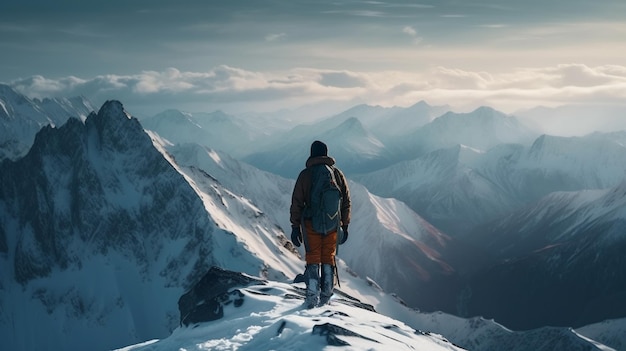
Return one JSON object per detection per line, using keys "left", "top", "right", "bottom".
{"left": 303, "top": 221, "right": 322, "bottom": 308}
{"left": 304, "top": 222, "right": 322, "bottom": 265}
{"left": 319, "top": 231, "right": 338, "bottom": 305}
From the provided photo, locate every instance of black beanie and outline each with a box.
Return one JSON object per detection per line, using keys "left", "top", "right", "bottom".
{"left": 310, "top": 140, "right": 328, "bottom": 157}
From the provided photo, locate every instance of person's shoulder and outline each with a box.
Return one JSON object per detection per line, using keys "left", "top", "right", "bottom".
{"left": 306, "top": 156, "right": 335, "bottom": 167}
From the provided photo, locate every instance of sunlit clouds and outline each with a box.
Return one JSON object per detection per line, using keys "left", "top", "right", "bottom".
{"left": 9, "top": 64, "right": 626, "bottom": 115}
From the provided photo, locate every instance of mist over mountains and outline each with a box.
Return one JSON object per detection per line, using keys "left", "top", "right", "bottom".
{"left": 1, "top": 83, "right": 625, "bottom": 350}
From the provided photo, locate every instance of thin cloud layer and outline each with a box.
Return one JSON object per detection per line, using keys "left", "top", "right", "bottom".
{"left": 9, "top": 64, "right": 626, "bottom": 116}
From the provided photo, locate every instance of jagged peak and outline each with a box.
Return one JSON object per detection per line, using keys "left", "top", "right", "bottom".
{"left": 27, "top": 117, "right": 85, "bottom": 159}
{"left": 88, "top": 100, "right": 133, "bottom": 130}
{"left": 328, "top": 116, "right": 369, "bottom": 138}
{"left": 81, "top": 100, "right": 153, "bottom": 153}
{"left": 98, "top": 100, "right": 128, "bottom": 119}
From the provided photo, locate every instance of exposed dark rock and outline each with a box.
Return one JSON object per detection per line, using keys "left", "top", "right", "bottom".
{"left": 312, "top": 322, "right": 379, "bottom": 346}
{"left": 178, "top": 266, "right": 266, "bottom": 326}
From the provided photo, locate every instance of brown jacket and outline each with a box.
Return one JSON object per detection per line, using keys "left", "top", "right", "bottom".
{"left": 290, "top": 156, "right": 351, "bottom": 228}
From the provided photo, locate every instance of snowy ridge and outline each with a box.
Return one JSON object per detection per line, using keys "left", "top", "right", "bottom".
{"left": 116, "top": 277, "right": 466, "bottom": 351}
{"left": 114, "top": 266, "right": 617, "bottom": 351}
{"left": 356, "top": 145, "right": 515, "bottom": 234}
{"left": 461, "top": 180, "right": 626, "bottom": 331}
{"left": 522, "top": 132, "right": 626, "bottom": 188}
{"left": 325, "top": 117, "right": 385, "bottom": 157}
{"left": 576, "top": 318, "right": 626, "bottom": 351}
{"left": 159, "top": 142, "right": 295, "bottom": 234}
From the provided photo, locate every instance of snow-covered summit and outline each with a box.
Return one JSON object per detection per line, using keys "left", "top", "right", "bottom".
{"left": 116, "top": 266, "right": 620, "bottom": 351}
{"left": 119, "top": 282, "right": 463, "bottom": 351}
{"left": 117, "top": 268, "right": 467, "bottom": 351}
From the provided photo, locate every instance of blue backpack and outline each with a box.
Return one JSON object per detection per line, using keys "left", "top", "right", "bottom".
{"left": 307, "top": 164, "right": 342, "bottom": 234}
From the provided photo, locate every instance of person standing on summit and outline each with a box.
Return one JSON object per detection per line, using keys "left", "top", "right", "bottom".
{"left": 290, "top": 140, "right": 351, "bottom": 308}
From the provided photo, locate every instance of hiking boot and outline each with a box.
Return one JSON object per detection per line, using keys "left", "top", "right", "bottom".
{"left": 304, "top": 264, "right": 320, "bottom": 308}
{"left": 318, "top": 263, "right": 334, "bottom": 306}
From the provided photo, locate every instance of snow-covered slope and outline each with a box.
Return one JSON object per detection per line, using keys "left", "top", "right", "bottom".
{"left": 358, "top": 131, "right": 626, "bottom": 237}
{"left": 461, "top": 179, "right": 626, "bottom": 330}
{"left": 356, "top": 145, "right": 517, "bottom": 235}
{"left": 116, "top": 272, "right": 467, "bottom": 351}
{"left": 520, "top": 132, "right": 626, "bottom": 189}
{"left": 161, "top": 142, "right": 295, "bottom": 233}
{"left": 141, "top": 109, "right": 262, "bottom": 157}
{"left": 576, "top": 317, "right": 626, "bottom": 351}
{"left": 115, "top": 267, "right": 618, "bottom": 351}
{"left": 0, "top": 84, "right": 93, "bottom": 160}
{"left": 339, "top": 181, "right": 469, "bottom": 311}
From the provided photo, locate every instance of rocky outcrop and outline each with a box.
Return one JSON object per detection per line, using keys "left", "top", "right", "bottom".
{"left": 178, "top": 266, "right": 266, "bottom": 326}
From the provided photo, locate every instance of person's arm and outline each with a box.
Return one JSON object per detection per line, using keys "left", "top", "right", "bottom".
{"left": 290, "top": 170, "right": 308, "bottom": 227}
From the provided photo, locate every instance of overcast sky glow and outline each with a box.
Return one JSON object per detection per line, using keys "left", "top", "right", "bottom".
{"left": 1, "top": 0, "right": 625, "bottom": 116}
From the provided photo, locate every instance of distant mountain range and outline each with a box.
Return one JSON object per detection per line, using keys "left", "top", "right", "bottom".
{"left": 1, "top": 84, "right": 625, "bottom": 350}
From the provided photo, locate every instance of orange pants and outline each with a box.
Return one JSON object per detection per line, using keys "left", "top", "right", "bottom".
{"left": 303, "top": 220, "right": 337, "bottom": 265}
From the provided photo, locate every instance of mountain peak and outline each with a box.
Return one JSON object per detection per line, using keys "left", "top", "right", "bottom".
{"left": 473, "top": 105, "right": 498, "bottom": 114}
{"left": 339, "top": 116, "right": 364, "bottom": 129}
{"left": 84, "top": 100, "right": 148, "bottom": 152}
{"left": 98, "top": 100, "right": 129, "bottom": 120}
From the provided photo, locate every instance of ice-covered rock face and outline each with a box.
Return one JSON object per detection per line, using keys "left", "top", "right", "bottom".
{"left": 178, "top": 267, "right": 267, "bottom": 326}
{"left": 2, "top": 100, "right": 216, "bottom": 285}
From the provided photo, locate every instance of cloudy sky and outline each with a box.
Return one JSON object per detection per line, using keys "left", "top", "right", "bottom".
{"left": 1, "top": 0, "right": 625, "bottom": 116}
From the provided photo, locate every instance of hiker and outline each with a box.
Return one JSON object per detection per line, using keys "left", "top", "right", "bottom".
{"left": 290, "top": 140, "right": 351, "bottom": 308}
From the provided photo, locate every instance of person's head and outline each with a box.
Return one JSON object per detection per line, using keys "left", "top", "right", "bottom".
{"left": 310, "top": 140, "right": 328, "bottom": 158}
